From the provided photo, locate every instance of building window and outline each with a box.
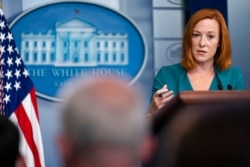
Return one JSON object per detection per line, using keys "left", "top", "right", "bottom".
{"left": 97, "top": 53, "right": 101, "bottom": 62}
{"left": 73, "top": 55, "right": 79, "bottom": 62}
{"left": 42, "top": 42, "right": 46, "bottom": 48}
{"left": 121, "top": 53, "right": 125, "bottom": 62}
{"left": 84, "top": 41, "right": 88, "bottom": 48}
{"left": 33, "top": 52, "right": 38, "bottom": 62}
{"left": 51, "top": 42, "right": 55, "bottom": 47}
{"left": 112, "top": 53, "right": 116, "bottom": 61}
{"left": 121, "top": 41, "right": 124, "bottom": 48}
{"left": 34, "top": 41, "right": 38, "bottom": 48}
{"left": 105, "top": 41, "right": 108, "bottom": 48}
{"left": 42, "top": 52, "right": 46, "bottom": 62}
{"left": 84, "top": 53, "right": 88, "bottom": 62}
{"left": 25, "top": 41, "right": 29, "bottom": 48}
{"left": 50, "top": 52, "right": 55, "bottom": 62}
{"left": 96, "top": 42, "right": 100, "bottom": 48}
{"left": 25, "top": 52, "right": 29, "bottom": 62}
{"left": 105, "top": 53, "right": 108, "bottom": 62}
{"left": 64, "top": 41, "right": 67, "bottom": 47}
{"left": 74, "top": 41, "right": 78, "bottom": 47}
{"left": 63, "top": 53, "right": 69, "bottom": 62}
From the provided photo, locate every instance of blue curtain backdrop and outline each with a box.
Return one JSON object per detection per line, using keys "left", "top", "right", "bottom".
{"left": 185, "top": 0, "right": 228, "bottom": 24}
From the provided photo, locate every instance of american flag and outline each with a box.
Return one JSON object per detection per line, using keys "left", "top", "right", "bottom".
{"left": 0, "top": 9, "right": 45, "bottom": 167}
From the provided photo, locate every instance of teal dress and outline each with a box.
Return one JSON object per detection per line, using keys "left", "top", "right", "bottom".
{"left": 152, "top": 63, "right": 245, "bottom": 96}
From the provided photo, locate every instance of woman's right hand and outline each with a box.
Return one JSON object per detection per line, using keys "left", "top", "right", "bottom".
{"left": 148, "top": 84, "right": 174, "bottom": 115}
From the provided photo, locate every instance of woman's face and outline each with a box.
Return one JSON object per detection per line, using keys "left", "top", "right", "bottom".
{"left": 191, "top": 18, "right": 220, "bottom": 66}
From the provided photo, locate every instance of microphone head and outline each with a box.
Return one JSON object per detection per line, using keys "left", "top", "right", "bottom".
{"left": 227, "top": 84, "right": 233, "bottom": 90}
{"left": 218, "top": 84, "right": 223, "bottom": 90}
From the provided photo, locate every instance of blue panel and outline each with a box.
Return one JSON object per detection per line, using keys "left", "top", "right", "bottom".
{"left": 185, "top": 0, "right": 228, "bottom": 24}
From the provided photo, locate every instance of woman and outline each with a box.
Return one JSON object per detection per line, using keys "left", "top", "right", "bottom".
{"left": 148, "top": 8, "right": 245, "bottom": 114}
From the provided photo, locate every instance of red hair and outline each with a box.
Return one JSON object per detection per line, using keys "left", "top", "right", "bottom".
{"left": 181, "top": 8, "right": 231, "bottom": 70}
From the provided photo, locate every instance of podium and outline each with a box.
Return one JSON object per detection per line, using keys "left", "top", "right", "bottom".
{"left": 152, "top": 90, "right": 250, "bottom": 134}
{"left": 144, "top": 90, "right": 250, "bottom": 167}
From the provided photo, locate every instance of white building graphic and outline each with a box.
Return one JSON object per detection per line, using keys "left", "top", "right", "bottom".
{"left": 21, "top": 18, "right": 128, "bottom": 66}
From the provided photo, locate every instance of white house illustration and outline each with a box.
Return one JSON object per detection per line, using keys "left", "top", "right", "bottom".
{"left": 21, "top": 18, "right": 128, "bottom": 66}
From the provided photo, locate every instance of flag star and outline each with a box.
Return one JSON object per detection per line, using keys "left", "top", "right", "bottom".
{"left": 0, "top": 58, "right": 4, "bottom": 65}
{"left": 14, "top": 69, "right": 21, "bottom": 79}
{"left": 5, "top": 69, "right": 13, "bottom": 79}
{"left": 23, "top": 69, "right": 29, "bottom": 77}
{"left": 7, "top": 44, "right": 14, "bottom": 55}
{"left": 3, "top": 94, "right": 10, "bottom": 104}
{"left": 14, "top": 81, "right": 21, "bottom": 91}
{"left": 0, "top": 45, "right": 5, "bottom": 55}
{"left": 15, "top": 47, "right": 19, "bottom": 54}
{"left": 0, "top": 21, "right": 5, "bottom": 30}
{"left": 6, "top": 32, "right": 13, "bottom": 42}
{"left": 7, "top": 57, "right": 13, "bottom": 67}
{"left": 4, "top": 82, "right": 12, "bottom": 92}
{"left": 15, "top": 57, "right": 22, "bottom": 67}
{"left": 0, "top": 32, "right": 5, "bottom": 42}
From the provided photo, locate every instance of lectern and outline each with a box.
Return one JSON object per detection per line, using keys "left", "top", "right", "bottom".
{"left": 144, "top": 90, "right": 250, "bottom": 167}
{"left": 152, "top": 90, "right": 250, "bottom": 133}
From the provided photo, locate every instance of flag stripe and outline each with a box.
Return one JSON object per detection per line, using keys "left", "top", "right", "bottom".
{"left": 30, "top": 88, "right": 39, "bottom": 121}
{"left": 9, "top": 113, "right": 35, "bottom": 167}
{"left": 15, "top": 99, "right": 42, "bottom": 167}
{"left": 19, "top": 129, "right": 35, "bottom": 167}
{"left": 22, "top": 91, "right": 44, "bottom": 167}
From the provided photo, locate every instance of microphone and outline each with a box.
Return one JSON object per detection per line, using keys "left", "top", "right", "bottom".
{"left": 227, "top": 84, "right": 233, "bottom": 90}
{"left": 215, "top": 71, "right": 223, "bottom": 90}
{"left": 218, "top": 84, "right": 223, "bottom": 90}
{"left": 215, "top": 71, "right": 233, "bottom": 90}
